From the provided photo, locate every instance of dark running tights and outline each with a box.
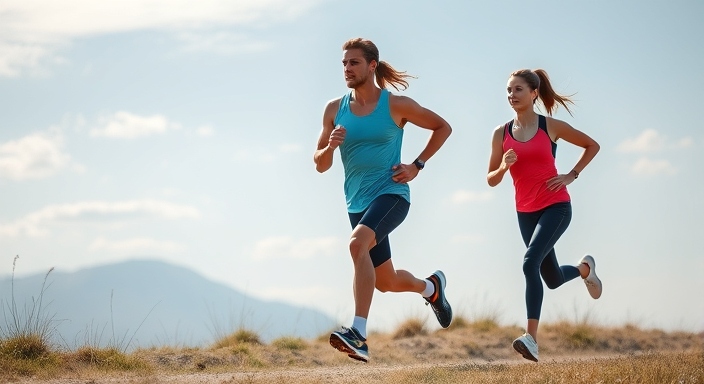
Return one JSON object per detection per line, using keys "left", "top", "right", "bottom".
{"left": 517, "top": 202, "right": 581, "bottom": 320}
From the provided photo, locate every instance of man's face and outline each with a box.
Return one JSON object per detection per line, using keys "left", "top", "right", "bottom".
{"left": 342, "top": 48, "right": 375, "bottom": 88}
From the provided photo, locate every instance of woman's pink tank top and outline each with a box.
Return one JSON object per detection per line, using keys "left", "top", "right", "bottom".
{"left": 502, "top": 115, "right": 570, "bottom": 212}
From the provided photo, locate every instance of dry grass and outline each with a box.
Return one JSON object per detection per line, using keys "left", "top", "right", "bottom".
{"left": 2, "top": 261, "right": 702, "bottom": 383}
{"left": 0, "top": 320, "right": 702, "bottom": 383}
{"left": 392, "top": 317, "right": 428, "bottom": 339}
{"left": 271, "top": 336, "right": 307, "bottom": 351}
{"left": 381, "top": 351, "right": 704, "bottom": 384}
{"left": 69, "top": 346, "right": 149, "bottom": 371}
{"left": 212, "top": 329, "right": 262, "bottom": 349}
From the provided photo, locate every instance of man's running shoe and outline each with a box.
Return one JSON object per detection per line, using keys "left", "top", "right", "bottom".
{"left": 329, "top": 326, "right": 369, "bottom": 362}
{"left": 424, "top": 270, "right": 452, "bottom": 328}
{"left": 580, "top": 255, "right": 602, "bottom": 299}
{"left": 512, "top": 333, "right": 539, "bottom": 362}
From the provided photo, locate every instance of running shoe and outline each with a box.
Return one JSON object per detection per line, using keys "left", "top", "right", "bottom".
{"left": 329, "top": 326, "right": 369, "bottom": 362}
{"left": 512, "top": 333, "right": 539, "bottom": 362}
{"left": 424, "top": 270, "right": 453, "bottom": 328}
{"left": 580, "top": 255, "right": 602, "bottom": 299}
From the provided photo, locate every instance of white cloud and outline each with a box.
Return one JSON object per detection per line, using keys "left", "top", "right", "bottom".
{"left": 252, "top": 236, "right": 340, "bottom": 260}
{"left": 0, "top": 41, "right": 58, "bottom": 77}
{"left": 89, "top": 236, "right": 185, "bottom": 254}
{"left": 0, "top": 0, "right": 322, "bottom": 77}
{"left": 195, "top": 125, "right": 215, "bottom": 137}
{"left": 676, "top": 137, "right": 694, "bottom": 149}
{"left": 90, "top": 111, "right": 180, "bottom": 139}
{"left": 451, "top": 190, "right": 493, "bottom": 204}
{"left": 0, "top": 130, "right": 73, "bottom": 180}
{"left": 630, "top": 157, "right": 677, "bottom": 176}
{"left": 618, "top": 129, "right": 693, "bottom": 153}
{"left": 0, "top": 199, "right": 200, "bottom": 237}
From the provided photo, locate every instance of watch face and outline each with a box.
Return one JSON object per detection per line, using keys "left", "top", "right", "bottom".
{"left": 414, "top": 159, "right": 425, "bottom": 170}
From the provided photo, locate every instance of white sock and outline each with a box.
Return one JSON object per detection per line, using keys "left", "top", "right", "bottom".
{"left": 421, "top": 279, "right": 435, "bottom": 298}
{"left": 352, "top": 316, "right": 367, "bottom": 339}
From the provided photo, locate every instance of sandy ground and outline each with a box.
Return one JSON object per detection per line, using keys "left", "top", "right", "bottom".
{"left": 8, "top": 354, "right": 642, "bottom": 384}
{"left": 5, "top": 359, "right": 541, "bottom": 384}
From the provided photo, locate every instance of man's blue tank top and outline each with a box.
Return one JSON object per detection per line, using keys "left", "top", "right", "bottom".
{"left": 334, "top": 89, "right": 410, "bottom": 213}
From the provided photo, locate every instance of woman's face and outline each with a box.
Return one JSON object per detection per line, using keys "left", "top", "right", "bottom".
{"left": 506, "top": 76, "right": 538, "bottom": 111}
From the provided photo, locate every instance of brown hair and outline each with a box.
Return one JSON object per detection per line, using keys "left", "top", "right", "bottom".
{"left": 510, "top": 69, "right": 575, "bottom": 116}
{"left": 342, "top": 38, "right": 415, "bottom": 91}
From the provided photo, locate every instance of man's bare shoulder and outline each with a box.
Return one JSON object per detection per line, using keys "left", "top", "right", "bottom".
{"left": 388, "top": 93, "right": 422, "bottom": 117}
{"left": 326, "top": 96, "right": 343, "bottom": 106}
{"left": 324, "top": 97, "right": 343, "bottom": 113}
{"left": 322, "top": 97, "right": 343, "bottom": 125}
{"left": 388, "top": 93, "right": 415, "bottom": 106}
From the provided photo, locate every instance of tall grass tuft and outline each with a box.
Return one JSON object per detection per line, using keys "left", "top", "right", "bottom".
{"left": 0, "top": 256, "right": 58, "bottom": 361}
{"left": 212, "top": 328, "right": 262, "bottom": 349}
{"left": 272, "top": 336, "right": 307, "bottom": 351}
{"left": 447, "top": 315, "right": 469, "bottom": 330}
{"left": 0, "top": 257, "right": 64, "bottom": 378}
{"left": 392, "top": 317, "right": 427, "bottom": 339}
{"left": 70, "top": 346, "right": 148, "bottom": 371}
{"left": 470, "top": 318, "right": 500, "bottom": 333}
{"left": 546, "top": 320, "right": 598, "bottom": 349}
{"left": 77, "top": 290, "right": 156, "bottom": 353}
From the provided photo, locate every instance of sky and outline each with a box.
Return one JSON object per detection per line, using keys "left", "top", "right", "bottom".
{"left": 1, "top": 0, "right": 703, "bottom": 336}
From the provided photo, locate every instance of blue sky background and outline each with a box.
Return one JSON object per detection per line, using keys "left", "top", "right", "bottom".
{"left": 1, "top": 0, "right": 702, "bottom": 335}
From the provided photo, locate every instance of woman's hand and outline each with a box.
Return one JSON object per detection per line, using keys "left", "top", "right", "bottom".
{"left": 546, "top": 172, "right": 577, "bottom": 191}
{"left": 391, "top": 163, "right": 419, "bottom": 184}
{"left": 502, "top": 148, "right": 517, "bottom": 170}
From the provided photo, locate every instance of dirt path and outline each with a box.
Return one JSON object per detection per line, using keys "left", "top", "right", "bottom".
{"left": 9, "top": 361, "right": 508, "bottom": 384}
{"left": 10, "top": 356, "right": 614, "bottom": 384}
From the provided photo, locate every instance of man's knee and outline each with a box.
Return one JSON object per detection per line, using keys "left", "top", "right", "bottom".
{"left": 349, "top": 236, "right": 373, "bottom": 259}
{"left": 348, "top": 237, "right": 364, "bottom": 255}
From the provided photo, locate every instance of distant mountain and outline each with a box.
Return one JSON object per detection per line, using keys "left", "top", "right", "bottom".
{"left": 0, "top": 259, "right": 336, "bottom": 349}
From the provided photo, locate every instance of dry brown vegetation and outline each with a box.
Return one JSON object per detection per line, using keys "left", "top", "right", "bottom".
{"left": 2, "top": 262, "right": 702, "bottom": 383}
{"left": 2, "top": 315, "right": 702, "bottom": 384}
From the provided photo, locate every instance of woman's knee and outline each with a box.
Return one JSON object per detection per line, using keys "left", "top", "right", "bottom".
{"left": 544, "top": 279, "right": 562, "bottom": 290}
{"left": 522, "top": 257, "right": 541, "bottom": 276}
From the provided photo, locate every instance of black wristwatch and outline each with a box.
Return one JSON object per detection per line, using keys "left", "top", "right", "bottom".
{"left": 413, "top": 158, "right": 425, "bottom": 170}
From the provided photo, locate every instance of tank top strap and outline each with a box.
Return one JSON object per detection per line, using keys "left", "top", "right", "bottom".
{"left": 334, "top": 92, "right": 352, "bottom": 124}
{"left": 377, "top": 88, "right": 390, "bottom": 112}
{"left": 536, "top": 114, "right": 557, "bottom": 158}
{"left": 538, "top": 114, "right": 547, "bottom": 134}
{"left": 503, "top": 120, "right": 513, "bottom": 140}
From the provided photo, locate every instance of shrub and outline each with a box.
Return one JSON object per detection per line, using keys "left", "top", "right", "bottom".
{"left": 212, "top": 329, "right": 261, "bottom": 349}
{"left": 71, "top": 346, "right": 148, "bottom": 370}
{"left": 272, "top": 336, "right": 307, "bottom": 351}
{"left": 393, "top": 318, "right": 427, "bottom": 339}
